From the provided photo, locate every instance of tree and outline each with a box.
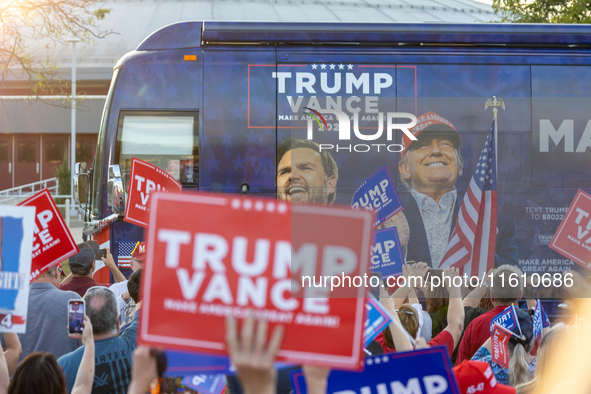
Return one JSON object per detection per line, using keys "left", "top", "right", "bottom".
{"left": 54, "top": 152, "right": 72, "bottom": 218}
{"left": 0, "top": 0, "right": 112, "bottom": 98}
{"left": 54, "top": 151, "right": 70, "bottom": 201}
{"left": 492, "top": 0, "right": 591, "bottom": 23}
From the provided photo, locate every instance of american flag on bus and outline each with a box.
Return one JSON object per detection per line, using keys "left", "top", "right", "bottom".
{"left": 439, "top": 119, "right": 497, "bottom": 278}
{"left": 117, "top": 241, "right": 137, "bottom": 269}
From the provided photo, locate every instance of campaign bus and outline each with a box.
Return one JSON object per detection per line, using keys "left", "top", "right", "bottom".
{"left": 72, "top": 22, "right": 591, "bottom": 301}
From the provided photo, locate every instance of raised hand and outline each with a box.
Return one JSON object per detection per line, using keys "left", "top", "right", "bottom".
{"left": 225, "top": 314, "right": 284, "bottom": 394}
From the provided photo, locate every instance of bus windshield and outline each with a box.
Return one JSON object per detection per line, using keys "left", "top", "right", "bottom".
{"left": 91, "top": 68, "right": 120, "bottom": 218}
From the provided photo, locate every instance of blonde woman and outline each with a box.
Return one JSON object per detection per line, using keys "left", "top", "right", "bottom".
{"left": 516, "top": 324, "right": 572, "bottom": 394}
{"left": 471, "top": 309, "right": 536, "bottom": 387}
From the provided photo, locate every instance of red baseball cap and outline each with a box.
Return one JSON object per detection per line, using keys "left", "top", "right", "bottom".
{"left": 453, "top": 361, "right": 515, "bottom": 394}
{"left": 131, "top": 241, "right": 147, "bottom": 262}
{"left": 400, "top": 111, "right": 460, "bottom": 156}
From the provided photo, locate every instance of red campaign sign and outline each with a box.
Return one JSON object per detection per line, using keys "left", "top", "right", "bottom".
{"left": 140, "top": 192, "right": 373, "bottom": 369}
{"left": 18, "top": 189, "right": 79, "bottom": 281}
{"left": 124, "top": 158, "right": 182, "bottom": 227}
{"left": 549, "top": 189, "right": 591, "bottom": 270}
{"left": 491, "top": 324, "right": 512, "bottom": 369}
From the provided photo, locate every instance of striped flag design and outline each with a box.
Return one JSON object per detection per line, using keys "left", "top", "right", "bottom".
{"left": 439, "top": 119, "right": 497, "bottom": 278}
{"left": 117, "top": 241, "right": 137, "bottom": 269}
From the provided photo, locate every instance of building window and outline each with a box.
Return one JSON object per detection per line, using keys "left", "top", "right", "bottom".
{"left": 18, "top": 142, "right": 35, "bottom": 163}
{"left": 0, "top": 142, "right": 7, "bottom": 163}
{"left": 76, "top": 141, "right": 92, "bottom": 164}
{"left": 46, "top": 141, "right": 64, "bottom": 163}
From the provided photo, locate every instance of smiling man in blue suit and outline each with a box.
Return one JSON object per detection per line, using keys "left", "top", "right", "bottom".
{"left": 397, "top": 112, "right": 518, "bottom": 269}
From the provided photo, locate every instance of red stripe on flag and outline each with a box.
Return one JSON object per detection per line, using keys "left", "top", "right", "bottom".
{"left": 439, "top": 120, "right": 497, "bottom": 278}
{"left": 0, "top": 314, "right": 25, "bottom": 325}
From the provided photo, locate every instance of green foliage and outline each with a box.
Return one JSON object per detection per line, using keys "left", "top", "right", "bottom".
{"left": 492, "top": 0, "right": 591, "bottom": 23}
{"left": 94, "top": 8, "right": 111, "bottom": 20}
{"left": 54, "top": 152, "right": 71, "bottom": 199}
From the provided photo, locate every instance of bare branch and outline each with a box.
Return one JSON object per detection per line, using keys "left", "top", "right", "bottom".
{"left": 0, "top": 0, "right": 113, "bottom": 107}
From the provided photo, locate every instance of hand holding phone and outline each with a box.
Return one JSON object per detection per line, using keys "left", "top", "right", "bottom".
{"left": 69, "top": 316, "right": 94, "bottom": 346}
{"left": 68, "top": 299, "right": 85, "bottom": 334}
{"left": 95, "top": 249, "right": 107, "bottom": 260}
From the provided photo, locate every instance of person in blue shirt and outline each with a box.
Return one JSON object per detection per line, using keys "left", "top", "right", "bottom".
{"left": 58, "top": 287, "right": 139, "bottom": 394}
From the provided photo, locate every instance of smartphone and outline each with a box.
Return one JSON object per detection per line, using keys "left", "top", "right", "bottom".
{"left": 95, "top": 249, "right": 107, "bottom": 260}
{"left": 68, "top": 299, "right": 85, "bottom": 334}
{"left": 424, "top": 268, "right": 444, "bottom": 283}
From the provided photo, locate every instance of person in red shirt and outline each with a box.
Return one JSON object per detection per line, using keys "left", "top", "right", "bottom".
{"left": 455, "top": 265, "right": 524, "bottom": 365}
{"left": 60, "top": 247, "right": 99, "bottom": 296}
{"left": 60, "top": 242, "right": 126, "bottom": 296}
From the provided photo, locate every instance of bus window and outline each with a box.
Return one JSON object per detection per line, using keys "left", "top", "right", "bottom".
{"left": 114, "top": 111, "right": 199, "bottom": 191}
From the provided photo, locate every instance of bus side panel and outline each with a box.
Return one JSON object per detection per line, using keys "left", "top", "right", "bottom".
{"left": 93, "top": 226, "right": 111, "bottom": 285}
{"left": 94, "top": 221, "right": 144, "bottom": 283}
{"left": 271, "top": 46, "right": 591, "bottom": 281}
{"left": 201, "top": 48, "right": 277, "bottom": 197}
{"left": 110, "top": 221, "right": 145, "bottom": 279}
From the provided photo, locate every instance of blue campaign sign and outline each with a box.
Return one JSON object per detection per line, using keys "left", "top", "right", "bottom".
{"left": 0, "top": 216, "right": 24, "bottom": 311}
{"left": 489, "top": 305, "right": 519, "bottom": 335}
{"left": 364, "top": 298, "right": 394, "bottom": 347}
{"left": 351, "top": 165, "right": 403, "bottom": 227}
{"left": 181, "top": 374, "right": 226, "bottom": 394}
{"left": 533, "top": 300, "right": 544, "bottom": 343}
{"left": 541, "top": 302, "right": 550, "bottom": 328}
{"left": 290, "top": 347, "right": 459, "bottom": 394}
{"left": 165, "top": 350, "right": 233, "bottom": 377}
{"left": 165, "top": 349, "right": 294, "bottom": 377}
{"left": 370, "top": 227, "right": 405, "bottom": 278}
{"left": 0, "top": 206, "right": 35, "bottom": 334}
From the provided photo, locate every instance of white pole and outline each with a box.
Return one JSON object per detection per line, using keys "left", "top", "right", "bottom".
{"left": 66, "top": 198, "right": 71, "bottom": 228}
{"left": 493, "top": 106, "right": 498, "bottom": 168}
{"left": 70, "top": 40, "right": 77, "bottom": 202}
{"left": 68, "top": 38, "right": 81, "bottom": 204}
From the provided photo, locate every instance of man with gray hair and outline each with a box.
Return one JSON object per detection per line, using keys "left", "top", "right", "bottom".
{"left": 455, "top": 264, "right": 524, "bottom": 365}
{"left": 58, "top": 286, "right": 139, "bottom": 394}
{"left": 16, "top": 265, "right": 81, "bottom": 362}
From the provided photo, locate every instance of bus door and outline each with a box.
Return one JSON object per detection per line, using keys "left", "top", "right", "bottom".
{"left": 0, "top": 134, "right": 12, "bottom": 190}
{"left": 201, "top": 47, "right": 277, "bottom": 198}
{"left": 14, "top": 134, "right": 40, "bottom": 187}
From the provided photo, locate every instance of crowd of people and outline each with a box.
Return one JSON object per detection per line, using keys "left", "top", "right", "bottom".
{"left": 1, "top": 119, "right": 589, "bottom": 393}
{"left": 1, "top": 238, "right": 589, "bottom": 394}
